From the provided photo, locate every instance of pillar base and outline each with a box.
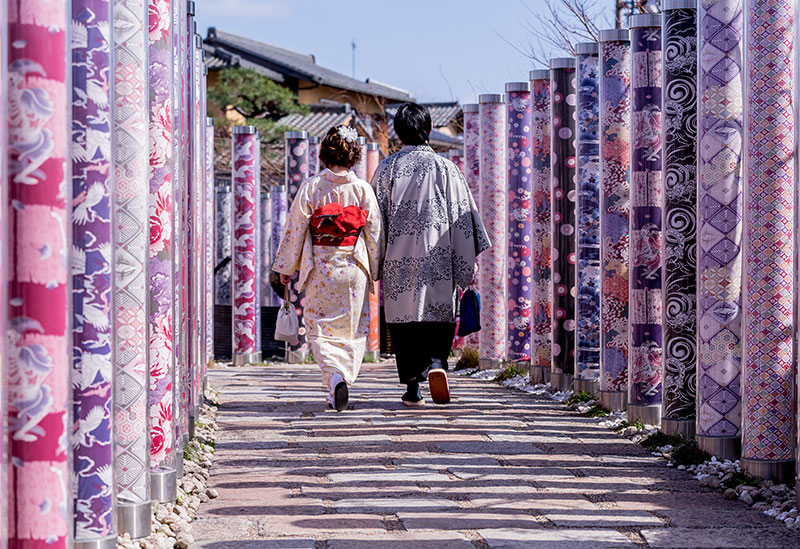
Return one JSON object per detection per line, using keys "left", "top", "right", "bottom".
{"left": 150, "top": 468, "right": 177, "bottom": 503}
{"left": 661, "top": 418, "right": 695, "bottom": 439}
{"left": 117, "top": 500, "right": 152, "bottom": 540}
{"left": 529, "top": 365, "right": 550, "bottom": 384}
{"left": 174, "top": 451, "right": 184, "bottom": 479}
{"left": 233, "top": 352, "right": 261, "bottom": 366}
{"left": 599, "top": 391, "right": 626, "bottom": 412}
{"left": 365, "top": 350, "right": 380, "bottom": 362}
{"left": 797, "top": 478, "right": 800, "bottom": 509}
{"left": 286, "top": 349, "right": 307, "bottom": 364}
{"left": 479, "top": 358, "right": 505, "bottom": 370}
{"left": 741, "top": 458, "right": 795, "bottom": 484}
{"left": 188, "top": 414, "right": 196, "bottom": 440}
{"left": 550, "top": 372, "right": 573, "bottom": 392}
{"left": 696, "top": 436, "right": 740, "bottom": 462}
{"left": 573, "top": 378, "right": 599, "bottom": 396}
{"left": 627, "top": 404, "right": 661, "bottom": 426}
{"left": 182, "top": 432, "right": 190, "bottom": 447}
{"left": 74, "top": 534, "right": 118, "bottom": 549}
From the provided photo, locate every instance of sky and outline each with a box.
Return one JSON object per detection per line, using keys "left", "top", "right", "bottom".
{"left": 196, "top": 0, "right": 614, "bottom": 104}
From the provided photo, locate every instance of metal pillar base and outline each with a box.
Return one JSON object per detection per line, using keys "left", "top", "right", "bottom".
{"left": 696, "top": 436, "right": 740, "bottom": 462}
{"left": 627, "top": 404, "right": 661, "bottom": 426}
{"left": 529, "top": 365, "right": 550, "bottom": 384}
{"left": 287, "top": 349, "right": 307, "bottom": 364}
{"left": 194, "top": 404, "right": 201, "bottom": 421}
{"left": 174, "top": 452, "right": 184, "bottom": 479}
{"left": 182, "top": 432, "right": 190, "bottom": 446}
{"left": 365, "top": 350, "right": 380, "bottom": 362}
{"left": 479, "top": 358, "right": 505, "bottom": 370}
{"left": 573, "top": 378, "right": 599, "bottom": 396}
{"left": 661, "top": 418, "right": 695, "bottom": 438}
{"left": 550, "top": 372, "right": 573, "bottom": 392}
{"left": 117, "top": 500, "right": 152, "bottom": 540}
{"left": 600, "top": 391, "right": 626, "bottom": 412}
{"left": 150, "top": 468, "right": 177, "bottom": 503}
{"left": 232, "top": 351, "right": 261, "bottom": 366}
{"left": 741, "top": 458, "right": 795, "bottom": 484}
{"left": 74, "top": 534, "right": 118, "bottom": 549}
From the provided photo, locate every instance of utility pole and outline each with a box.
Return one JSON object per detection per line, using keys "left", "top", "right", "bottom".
{"left": 351, "top": 39, "right": 356, "bottom": 78}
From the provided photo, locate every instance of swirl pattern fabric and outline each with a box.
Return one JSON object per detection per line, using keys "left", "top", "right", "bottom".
{"left": 506, "top": 89, "right": 533, "bottom": 362}
{"left": 478, "top": 101, "right": 507, "bottom": 362}
{"left": 216, "top": 186, "right": 232, "bottom": 305}
{"left": 463, "top": 109, "right": 481, "bottom": 348}
{"left": 233, "top": 133, "right": 259, "bottom": 357}
{"left": 599, "top": 39, "right": 631, "bottom": 394}
{"left": 629, "top": 24, "right": 664, "bottom": 409}
{"left": 576, "top": 52, "right": 600, "bottom": 382}
{"left": 7, "top": 2, "right": 71, "bottom": 545}
{"left": 550, "top": 67, "right": 577, "bottom": 376}
{"left": 662, "top": 6, "right": 698, "bottom": 425}
{"left": 113, "top": 0, "right": 151, "bottom": 505}
{"left": 530, "top": 78, "right": 552, "bottom": 370}
{"left": 742, "top": 0, "right": 795, "bottom": 462}
{"left": 286, "top": 137, "right": 310, "bottom": 359}
{"left": 71, "top": 0, "right": 116, "bottom": 537}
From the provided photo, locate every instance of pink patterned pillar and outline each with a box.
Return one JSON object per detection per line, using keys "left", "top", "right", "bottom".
{"left": 463, "top": 104, "right": 481, "bottom": 352}
{"left": 365, "top": 142, "right": 381, "bottom": 361}
{"left": 206, "top": 117, "right": 215, "bottom": 369}
{"left": 478, "top": 94, "right": 507, "bottom": 368}
{"left": 232, "top": 126, "right": 261, "bottom": 365}
{"left": 192, "top": 32, "right": 203, "bottom": 416}
{"left": 7, "top": 1, "right": 71, "bottom": 546}
{"left": 308, "top": 136, "right": 321, "bottom": 177}
{"left": 0, "top": 3, "right": 7, "bottom": 545}
{"left": 353, "top": 136, "right": 367, "bottom": 180}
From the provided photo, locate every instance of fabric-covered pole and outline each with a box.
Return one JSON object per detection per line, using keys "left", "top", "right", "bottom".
{"left": 147, "top": 0, "right": 177, "bottom": 503}
{"left": 450, "top": 148, "right": 465, "bottom": 173}
{"left": 505, "top": 82, "right": 533, "bottom": 365}
{"left": 627, "top": 14, "right": 664, "bottom": 426}
{"left": 113, "top": 0, "right": 152, "bottom": 538}
{"left": 741, "top": 0, "right": 795, "bottom": 483}
{"left": 254, "top": 132, "right": 263, "bottom": 362}
{"left": 7, "top": 1, "right": 71, "bottom": 545}
{"left": 284, "top": 131, "right": 309, "bottom": 363}
{"left": 232, "top": 126, "right": 262, "bottom": 365}
{"left": 598, "top": 29, "right": 632, "bottom": 412}
{"left": 0, "top": 3, "right": 7, "bottom": 544}
{"left": 353, "top": 136, "right": 367, "bottom": 180}
{"left": 549, "top": 58, "right": 577, "bottom": 392}
{"left": 478, "top": 94, "right": 507, "bottom": 368}
{"left": 192, "top": 33, "right": 203, "bottom": 417}
{"left": 529, "top": 70, "right": 552, "bottom": 384}
{"left": 206, "top": 117, "right": 215, "bottom": 370}
{"left": 308, "top": 136, "right": 320, "bottom": 177}
{"left": 661, "top": 0, "right": 698, "bottom": 438}
{"left": 259, "top": 184, "right": 274, "bottom": 309}
{"left": 463, "top": 103, "right": 481, "bottom": 351}
{"left": 71, "top": 0, "right": 117, "bottom": 543}
{"left": 696, "top": 0, "right": 744, "bottom": 462}
{"left": 365, "top": 142, "right": 381, "bottom": 361}
{"left": 216, "top": 184, "right": 232, "bottom": 306}
{"left": 574, "top": 43, "right": 601, "bottom": 395}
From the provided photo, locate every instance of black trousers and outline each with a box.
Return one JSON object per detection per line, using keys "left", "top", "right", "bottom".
{"left": 388, "top": 322, "right": 456, "bottom": 384}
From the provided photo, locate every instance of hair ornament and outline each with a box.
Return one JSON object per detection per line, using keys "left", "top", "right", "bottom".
{"left": 337, "top": 125, "right": 359, "bottom": 143}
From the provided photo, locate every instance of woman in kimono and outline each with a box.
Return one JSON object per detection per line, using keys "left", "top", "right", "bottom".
{"left": 273, "top": 125, "right": 383, "bottom": 412}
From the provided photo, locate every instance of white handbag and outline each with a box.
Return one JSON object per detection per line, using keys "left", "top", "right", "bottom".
{"left": 274, "top": 284, "right": 299, "bottom": 345}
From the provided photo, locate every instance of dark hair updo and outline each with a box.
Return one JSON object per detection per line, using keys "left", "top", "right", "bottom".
{"left": 319, "top": 125, "right": 362, "bottom": 170}
{"left": 394, "top": 102, "right": 432, "bottom": 146}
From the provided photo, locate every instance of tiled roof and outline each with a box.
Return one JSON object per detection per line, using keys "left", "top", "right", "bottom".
{"left": 386, "top": 102, "right": 462, "bottom": 128}
{"left": 204, "top": 28, "right": 414, "bottom": 102}
{"left": 277, "top": 111, "right": 354, "bottom": 138}
{"left": 203, "top": 43, "right": 285, "bottom": 82}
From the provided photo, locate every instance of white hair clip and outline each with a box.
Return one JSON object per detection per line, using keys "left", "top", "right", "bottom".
{"left": 337, "top": 125, "right": 359, "bottom": 143}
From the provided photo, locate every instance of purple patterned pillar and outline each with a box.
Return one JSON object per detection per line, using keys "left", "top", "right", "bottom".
{"left": 285, "top": 131, "right": 309, "bottom": 363}
{"left": 478, "top": 94, "right": 507, "bottom": 368}
{"left": 206, "top": 117, "right": 215, "bottom": 367}
{"left": 113, "top": 0, "right": 152, "bottom": 537}
{"left": 505, "top": 82, "right": 533, "bottom": 365}
{"left": 598, "top": 29, "right": 632, "bottom": 412}
{"left": 7, "top": 1, "right": 71, "bottom": 546}
{"left": 741, "top": 0, "right": 795, "bottom": 482}
{"left": 574, "top": 43, "right": 601, "bottom": 395}
{"left": 260, "top": 185, "right": 274, "bottom": 309}
{"left": 308, "top": 136, "right": 321, "bottom": 177}
{"left": 232, "top": 126, "right": 261, "bottom": 365}
{"left": 696, "top": 0, "right": 744, "bottom": 462}
{"left": 0, "top": 5, "right": 7, "bottom": 547}
{"left": 148, "top": 0, "right": 177, "bottom": 502}
{"left": 192, "top": 32, "right": 203, "bottom": 415}
{"left": 216, "top": 184, "right": 232, "bottom": 306}
{"left": 549, "top": 58, "right": 577, "bottom": 392}
{"left": 71, "top": 0, "right": 117, "bottom": 543}
{"left": 529, "top": 70, "right": 552, "bottom": 384}
{"left": 463, "top": 103, "right": 481, "bottom": 351}
{"left": 450, "top": 149, "right": 465, "bottom": 173}
{"left": 628, "top": 14, "right": 663, "bottom": 426}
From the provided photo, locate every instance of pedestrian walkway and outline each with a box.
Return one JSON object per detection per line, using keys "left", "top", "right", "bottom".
{"left": 193, "top": 363, "right": 797, "bottom": 548}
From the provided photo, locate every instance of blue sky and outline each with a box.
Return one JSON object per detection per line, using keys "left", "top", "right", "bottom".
{"left": 196, "top": 0, "right": 613, "bottom": 103}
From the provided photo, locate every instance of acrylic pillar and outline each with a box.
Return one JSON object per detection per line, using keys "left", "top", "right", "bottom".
{"left": 741, "top": 0, "right": 795, "bottom": 483}
{"left": 449, "top": 149, "right": 465, "bottom": 173}
{"left": 529, "top": 70, "right": 552, "bottom": 384}
{"left": 696, "top": 0, "right": 744, "bottom": 461}
{"left": 309, "top": 135, "right": 321, "bottom": 177}
{"left": 7, "top": 2, "right": 71, "bottom": 545}
{"left": 549, "top": 58, "right": 577, "bottom": 392}
{"left": 192, "top": 33, "right": 203, "bottom": 421}
{"left": 0, "top": 4, "right": 7, "bottom": 545}
{"left": 661, "top": 0, "right": 698, "bottom": 438}
{"left": 353, "top": 136, "right": 367, "bottom": 180}
{"left": 113, "top": 0, "right": 152, "bottom": 537}
{"left": 505, "top": 82, "right": 533, "bottom": 366}
{"left": 574, "top": 43, "right": 601, "bottom": 396}
{"left": 284, "top": 131, "right": 309, "bottom": 363}
{"left": 598, "top": 29, "right": 632, "bottom": 412}
{"left": 478, "top": 94, "right": 507, "bottom": 369}
{"left": 216, "top": 185, "right": 232, "bottom": 306}
{"left": 628, "top": 14, "right": 664, "bottom": 426}
{"left": 365, "top": 142, "right": 381, "bottom": 362}
{"left": 463, "top": 103, "right": 482, "bottom": 351}
{"left": 206, "top": 117, "right": 216, "bottom": 370}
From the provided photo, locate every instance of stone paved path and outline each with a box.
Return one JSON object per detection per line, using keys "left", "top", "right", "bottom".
{"left": 193, "top": 363, "right": 797, "bottom": 548}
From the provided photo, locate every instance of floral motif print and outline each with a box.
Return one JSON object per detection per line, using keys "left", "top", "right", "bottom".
{"left": 286, "top": 135, "right": 310, "bottom": 359}
{"left": 216, "top": 186, "right": 232, "bottom": 305}
{"left": 233, "top": 131, "right": 259, "bottom": 357}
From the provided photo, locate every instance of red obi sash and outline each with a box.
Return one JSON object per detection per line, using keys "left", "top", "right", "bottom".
{"left": 309, "top": 203, "right": 368, "bottom": 246}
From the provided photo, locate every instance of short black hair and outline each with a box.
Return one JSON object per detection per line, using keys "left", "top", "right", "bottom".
{"left": 394, "top": 102, "right": 432, "bottom": 145}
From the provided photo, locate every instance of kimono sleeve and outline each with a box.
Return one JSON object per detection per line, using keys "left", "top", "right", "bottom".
{"left": 361, "top": 184, "right": 385, "bottom": 281}
{"left": 272, "top": 179, "right": 313, "bottom": 276}
{"left": 448, "top": 166, "right": 491, "bottom": 288}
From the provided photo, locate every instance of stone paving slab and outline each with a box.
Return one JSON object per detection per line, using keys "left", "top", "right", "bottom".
{"left": 193, "top": 363, "right": 798, "bottom": 548}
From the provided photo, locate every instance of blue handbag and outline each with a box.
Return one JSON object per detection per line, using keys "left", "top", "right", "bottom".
{"left": 457, "top": 288, "right": 481, "bottom": 337}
